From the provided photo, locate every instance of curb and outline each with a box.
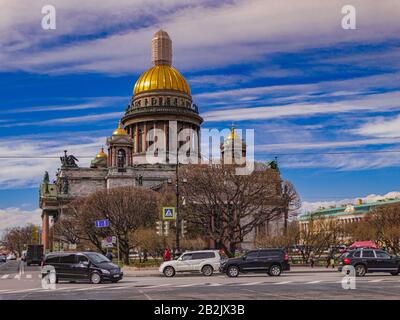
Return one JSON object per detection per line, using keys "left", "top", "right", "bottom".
{"left": 122, "top": 268, "right": 339, "bottom": 277}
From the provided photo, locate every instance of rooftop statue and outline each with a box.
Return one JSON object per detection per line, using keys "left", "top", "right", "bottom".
{"left": 60, "top": 150, "right": 79, "bottom": 168}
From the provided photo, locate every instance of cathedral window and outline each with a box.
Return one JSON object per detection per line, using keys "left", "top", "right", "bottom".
{"left": 117, "top": 149, "right": 126, "bottom": 168}
{"left": 152, "top": 98, "right": 156, "bottom": 106}
{"left": 159, "top": 97, "right": 163, "bottom": 106}
{"left": 174, "top": 98, "right": 177, "bottom": 106}
{"left": 166, "top": 98, "right": 170, "bottom": 106}
{"left": 144, "top": 99, "right": 148, "bottom": 106}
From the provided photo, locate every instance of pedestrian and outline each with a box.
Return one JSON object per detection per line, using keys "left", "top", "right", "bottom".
{"left": 106, "top": 252, "right": 113, "bottom": 261}
{"left": 309, "top": 251, "right": 315, "bottom": 268}
{"left": 330, "top": 253, "right": 335, "bottom": 269}
{"left": 163, "top": 247, "right": 171, "bottom": 261}
{"left": 326, "top": 254, "right": 331, "bottom": 268}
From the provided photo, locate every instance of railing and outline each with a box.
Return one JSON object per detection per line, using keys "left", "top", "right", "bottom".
{"left": 124, "top": 104, "right": 200, "bottom": 116}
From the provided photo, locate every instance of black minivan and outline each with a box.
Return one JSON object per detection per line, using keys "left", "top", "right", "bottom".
{"left": 42, "top": 252, "right": 123, "bottom": 284}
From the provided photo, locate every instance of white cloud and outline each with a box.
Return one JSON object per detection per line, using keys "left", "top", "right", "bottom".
{"left": 352, "top": 115, "right": 400, "bottom": 139}
{"left": 301, "top": 191, "right": 400, "bottom": 213}
{"left": 0, "top": 135, "right": 107, "bottom": 189}
{"left": 1, "top": 96, "right": 128, "bottom": 114}
{"left": 257, "top": 138, "right": 400, "bottom": 152}
{"left": 202, "top": 91, "right": 400, "bottom": 122}
{"left": 1, "top": 0, "right": 399, "bottom": 74}
{"left": 0, "top": 207, "right": 42, "bottom": 234}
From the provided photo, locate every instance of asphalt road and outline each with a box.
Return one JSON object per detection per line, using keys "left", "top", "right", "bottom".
{"left": 1, "top": 261, "right": 400, "bottom": 300}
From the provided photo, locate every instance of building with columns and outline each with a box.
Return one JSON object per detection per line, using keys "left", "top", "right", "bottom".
{"left": 39, "top": 30, "right": 284, "bottom": 252}
{"left": 298, "top": 197, "right": 400, "bottom": 235}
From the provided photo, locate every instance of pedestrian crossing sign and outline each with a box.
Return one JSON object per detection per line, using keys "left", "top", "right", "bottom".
{"left": 162, "top": 207, "right": 176, "bottom": 220}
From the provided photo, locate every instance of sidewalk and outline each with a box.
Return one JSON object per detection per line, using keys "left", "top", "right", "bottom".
{"left": 122, "top": 265, "right": 338, "bottom": 277}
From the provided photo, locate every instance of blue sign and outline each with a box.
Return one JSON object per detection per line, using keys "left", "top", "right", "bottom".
{"left": 95, "top": 219, "right": 109, "bottom": 228}
{"left": 162, "top": 207, "right": 176, "bottom": 220}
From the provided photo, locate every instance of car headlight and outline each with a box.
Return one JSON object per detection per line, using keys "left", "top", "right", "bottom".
{"left": 100, "top": 269, "right": 110, "bottom": 274}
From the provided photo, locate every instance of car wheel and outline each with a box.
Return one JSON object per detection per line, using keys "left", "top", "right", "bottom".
{"left": 201, "top": 265, "right": 213, "bottom": 276}
{"left": 227, "top": 265, "right": 239, "bottom": 277}
{"left": 90, "top": 272, "right": 102, "bottom": 284}
{"left": 268, "top": 264, "right": 282, "bottom": 276}
{"left": 390, "top": 269, "right": 399, "bottom": 276}
{"left": 355, "top": 264, "right": 366, "bottom": 277}
{"left": 163, "top": 266, "right": 175, "bottom": 277}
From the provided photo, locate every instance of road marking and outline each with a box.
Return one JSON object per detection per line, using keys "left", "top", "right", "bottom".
{"left": 274, "top": 281, "right": 293, "bottom": 285}
{"left": 207, "top": 283, "right": 223, "bottom": 286}
{"left": 306, "top": 280, "right": 323, "bottom": 284}
{"left": 240, "top": 281, "right": 263, "bottom": 286}
{"left": 14, "top": 274, "right": 21, "bottom": 279}
{"left": 26, "top": 274, "right": 32, "bottom": 279}
{"left": 1, "top": 274, "right": 9, "bottom": 279}
{"left": 369, "top": 279, "right": 383, "bottom": 283}
{"left": 173, "top": 283, "right": 198, "bottom": 288}
{"left": 146, "top": 283, "right": 172, "bottom": 289}
{"left": 71, "top": 285, "right": 112, "bottom": 292}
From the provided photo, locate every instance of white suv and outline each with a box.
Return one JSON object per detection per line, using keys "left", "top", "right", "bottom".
{"left": 159, "top": 250, "right": 221, "bottom": 277}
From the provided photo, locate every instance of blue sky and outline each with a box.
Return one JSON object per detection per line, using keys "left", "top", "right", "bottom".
{"left": 1, "top": 0, "right": 400, "bottom": 231}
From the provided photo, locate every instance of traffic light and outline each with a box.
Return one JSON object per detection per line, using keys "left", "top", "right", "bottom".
{"left": 181, "top": 219, "right": 187, "bottom": 237}
{"left": 164, "top": 221, "right": 170, "bottom": 236}
{"left": 156, "top": 221, "right": 163, "bottom": 236}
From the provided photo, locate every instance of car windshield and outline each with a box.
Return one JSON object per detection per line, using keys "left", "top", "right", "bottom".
{"left": 85, "top": 252, "right": 110, "bottom": 264}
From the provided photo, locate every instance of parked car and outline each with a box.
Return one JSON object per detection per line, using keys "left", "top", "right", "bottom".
{"left": 6, "top": 253, "right": 16, "bottom": 260}
{"left": 159, "top": 250, "right": 221, "bottom": 277}
{"left": 338, "top": 248, "right": 400, "bottom": 276}
{"left": 0, "top": 254, "right": 6, "bottom": 263}
{"left": 220, "top": 248, "right": 290, "bottom": 277}
{"left": 42, "top": 251, "right": 123, "bottom": 284}
{"left": 26, "top": 245, "right": 44, "bottom": 266}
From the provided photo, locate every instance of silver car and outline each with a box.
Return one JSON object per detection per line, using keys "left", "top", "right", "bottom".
{"left": 159, "top": 250, "right": 221, "bottom": 277}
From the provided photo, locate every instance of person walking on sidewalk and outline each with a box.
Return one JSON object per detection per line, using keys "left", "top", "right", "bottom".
{"left": 330, "top": 252, "right": 335, "bottom": 269}
{"left": 163, "top": 248, "right": 171, "bottom": 261}
{"left": 309, "top": 251, "right": 315, "bottom": 268}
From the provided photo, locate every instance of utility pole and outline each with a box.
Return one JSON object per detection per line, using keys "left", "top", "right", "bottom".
{"left": 175, "top": 156, "right": 180, "bottom": 255}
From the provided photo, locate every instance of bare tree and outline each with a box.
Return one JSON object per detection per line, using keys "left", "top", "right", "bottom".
{"left": 55, "top": 187, "right": 159, "bottom": 264}
{"left": 1, "top": 224, "right": 38, "bottom": 256}
{"left": 178, "top": 164, "right": 285, "bottom": 257}
{"left": 345, "top": 203, "right": 400, "bottom": 254}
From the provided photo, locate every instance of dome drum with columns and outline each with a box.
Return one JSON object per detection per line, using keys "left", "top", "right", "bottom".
{"left": 122, "top": 30, "right": 203, "bottom": 164}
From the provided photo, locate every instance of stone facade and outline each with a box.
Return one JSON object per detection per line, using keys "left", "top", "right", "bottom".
{"left": 39, "top": 29, "right": 286, "bottom": 252}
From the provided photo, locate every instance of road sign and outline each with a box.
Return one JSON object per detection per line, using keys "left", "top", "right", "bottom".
{"left": 95, "top": 219, "right": 109, "bottom": 228}
{"left": 162, "top": 207, "right": 176, "bottom": 220}
{"left": 101, "top": 239, "right": 114, "bottom": 249}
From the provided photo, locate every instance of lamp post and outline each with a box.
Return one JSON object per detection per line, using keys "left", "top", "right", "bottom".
{"left": 175, "top": 161, "right": 180, "bottom": 255}
{"left": 169, "top": 152, "right": 187, "bottom": 256}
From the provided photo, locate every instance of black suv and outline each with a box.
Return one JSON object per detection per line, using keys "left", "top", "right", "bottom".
{"left": 338, "top": 248, "right": 400, "bottom": 276}
{"left": 220, "top": 248, "right": 290, "bottom": 277}
{"left": 42, "top": 252, "right": 123, "bottom": 284}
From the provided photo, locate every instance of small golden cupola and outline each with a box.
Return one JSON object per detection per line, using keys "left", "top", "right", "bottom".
{"left": 113, "top": 121, "right": 128, "bottom": 135}
{"left": 96, "top": 147, "right": 107, "bottom": 159}
{"left": 224, "top": 123, "right": 241, "bottom": 145}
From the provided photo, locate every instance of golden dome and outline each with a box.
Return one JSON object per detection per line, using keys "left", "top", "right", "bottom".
{"left": 133, "top": 65, "right": 190, "bottom": 96}
{"left": 96, "top": 147, "right": 107, "bottom": 159}
{"left": 113, "top": 121, "right": 128, "bottom": 135}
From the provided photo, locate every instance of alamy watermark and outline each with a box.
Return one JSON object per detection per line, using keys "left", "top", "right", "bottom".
{"left": 144, "top": 122, "right": 254, "bottom": 175}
